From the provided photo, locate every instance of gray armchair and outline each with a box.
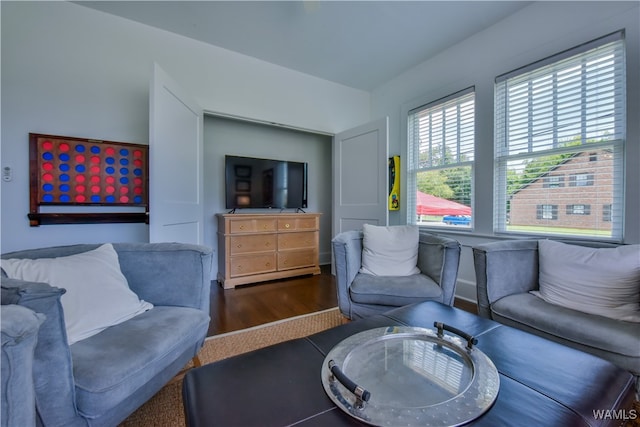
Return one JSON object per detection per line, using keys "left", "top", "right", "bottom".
{"left": 332, "top": 229, "right": 461, "bottom": 319}
{"left": 473, "top": 239, "right": 639, "bottom": 389}
{"left": 1, "top": 242, "right": 212, "bottom": 427}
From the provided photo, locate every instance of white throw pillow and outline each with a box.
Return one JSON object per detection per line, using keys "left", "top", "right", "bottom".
{"left": 1, "top": 244, "right": 153, "bottom": 344}
{"left": 360, "top": 224, "right": 420, "bottom": 276}
{"left": 531, "top": 239, "right": 640, "bottom": 322}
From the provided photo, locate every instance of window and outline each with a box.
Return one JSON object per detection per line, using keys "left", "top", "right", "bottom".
{"left": 570, "top": 173, "right": 594, "bottom": 187}
{"left": 537, "top": 204, "right": 558, "bottom": 220}
{"left": 407, "top": 88, "right": 474, "bottom": 228}
{"left": 543, "top": 175, "right": 564, "bottom": 188}
{"left": 567, "top": 204, "right": 591, "bottom": 215}
{"left": 494, "top": 31, "right": 625, "bottom": 240}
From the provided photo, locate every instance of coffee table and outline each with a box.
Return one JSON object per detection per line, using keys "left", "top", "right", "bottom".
{"left": 183, "top": 301, "right": 635, "bottom": 426}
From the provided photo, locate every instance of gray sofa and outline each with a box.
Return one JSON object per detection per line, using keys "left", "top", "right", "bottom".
{"left": 473, "top": 239, "right": 639, "bottom": 389}
{"left": 0, "top": 242, "right": 213, "bottom": 427}
{"left": 332, "top": 229, "right": 461, "bottom": 319}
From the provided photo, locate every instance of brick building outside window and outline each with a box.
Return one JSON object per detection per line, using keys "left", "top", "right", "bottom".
{"left": 509, "top": 150, "right": 613, "bottom": 232}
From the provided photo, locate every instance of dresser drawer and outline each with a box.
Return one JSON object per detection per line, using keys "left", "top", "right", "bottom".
{"left": 277, "top": 217, "right": 318, "bottom": 232}
{"left": 278, "top": 231, "right": 317, "bottom": 250}
{"left": 230, "top": 234, "right": 276, "bottom": 255}
{"left": 229, "top": 218, "right": 277, "bottom": 234}
{"left": 230, "top": 253, "right": 277, "bottom": 277}
{"left": 278, "top": 249, "right": 317, "bottom": 270}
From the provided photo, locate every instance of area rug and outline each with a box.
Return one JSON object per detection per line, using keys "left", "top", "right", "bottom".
{"left": 119, "top": 307, "right": 344, "bottom": 426}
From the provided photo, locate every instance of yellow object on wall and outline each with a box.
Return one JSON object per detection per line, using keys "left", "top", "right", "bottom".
{"left": 388, "top": 156, "right": 400, "bottom": 210}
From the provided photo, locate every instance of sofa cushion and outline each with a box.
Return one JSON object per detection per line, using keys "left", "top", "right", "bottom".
{"left": 532, "top": 240, "right": 640, "bottom": 322}
{"left": 1, "top": 244, "right": 153, "bottom": 344}
{"left": 70, "top": 306, "right": 209, "bottom": 418}
{"left": 492, "top": 293, "right": 640, "bottom": 361}
{"left": 360, "top": 224, "right": 420, "bottom": 276}
{"left": 350, "top": 273, "right": 442, "bottom": 307}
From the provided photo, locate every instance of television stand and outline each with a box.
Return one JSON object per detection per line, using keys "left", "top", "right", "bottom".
{"left": 216, "top": 213, "right": 321, "bottom": 288}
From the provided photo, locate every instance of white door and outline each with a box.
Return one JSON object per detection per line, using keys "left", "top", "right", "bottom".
{"left": 332, "top": 117, "right": 389, "bottom": 238}
{"left": 149, "top": 63, "right": 204, "bottom": 244}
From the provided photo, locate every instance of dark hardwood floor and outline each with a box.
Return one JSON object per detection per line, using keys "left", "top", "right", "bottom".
{"left": 454, "top": 298, "right": 478, "bottom": 315}
{"left": 207, "top": 265, "right": 338, "bottom": 336}
{"left": 207, "top": 265, "right": 478, "bottom": 336}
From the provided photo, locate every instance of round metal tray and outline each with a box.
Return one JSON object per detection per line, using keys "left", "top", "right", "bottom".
{"left": 321, "top": 324, "right": 500, "bottom": 426}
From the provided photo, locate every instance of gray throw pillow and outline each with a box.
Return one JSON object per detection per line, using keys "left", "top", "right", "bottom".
{"left": 531, "top": 239, "right": 640, "bottom": 322}
{"left": 360, "top": 224, "right": 420, "bottom": 276}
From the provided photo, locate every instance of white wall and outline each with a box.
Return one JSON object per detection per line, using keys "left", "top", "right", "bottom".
{"left": 371, "top": 1, "right": 640, "bottom": 301}
{"left": 1, "top": 1, "right": 370, "bottom": 253}
{"left": 203, "top": 116, "right": 333, "bottom": 280}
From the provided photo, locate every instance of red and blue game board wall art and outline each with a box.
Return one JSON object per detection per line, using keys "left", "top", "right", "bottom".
{"left": 28, "top": 133, "right": 149, "bottom": 226}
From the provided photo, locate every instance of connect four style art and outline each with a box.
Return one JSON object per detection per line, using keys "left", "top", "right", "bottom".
{"left": 29, "top": 133, "right": 149, "bottom": 226}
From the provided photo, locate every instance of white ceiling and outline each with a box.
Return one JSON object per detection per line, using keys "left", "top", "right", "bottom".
{"left": 76, "top": 1, "right": 532, "bottom": 91}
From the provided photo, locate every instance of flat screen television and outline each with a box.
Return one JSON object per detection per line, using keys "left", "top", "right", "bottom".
{"left": 225, "top": 155, "right": 308, "bottom": 210}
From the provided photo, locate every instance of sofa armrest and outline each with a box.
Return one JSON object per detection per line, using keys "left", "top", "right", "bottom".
{"left": 417, "top": 232, "right": 461, "bottom": 306}
{"left": 472, "top": 240, "right": 539, "bottom": 318}
{"left": 0, "top": 278, "right": 80, "bottom": 426}
{"left": 332, "top": 230, "right": 364, "bottom": 317}
{"left": 1, "top": 304, "right": 45, "bottom": 427}
{"left": 113, "top": 243, "right": 213, "bottom": 313}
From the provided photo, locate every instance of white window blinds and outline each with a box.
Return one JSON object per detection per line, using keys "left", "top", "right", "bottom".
{"left": 407, "top": 88, "right": 474, "bottom": 228}
{"left": 494, "top": 31, "right": 625, "bottom": 240}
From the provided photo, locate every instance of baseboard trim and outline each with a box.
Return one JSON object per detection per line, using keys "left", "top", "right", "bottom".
{"left": 319, "top": 251, "right": 332, "bottom": 265}
{"left": 455, "top": 278, "right": 477, "bottom": 304}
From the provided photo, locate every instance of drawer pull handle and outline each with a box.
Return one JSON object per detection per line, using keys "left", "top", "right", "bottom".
{"left": 239, "top": 225, "right": 245, "bottom": 230}
{"left": 285, "top": 223, "right": 290, "bottom": 228}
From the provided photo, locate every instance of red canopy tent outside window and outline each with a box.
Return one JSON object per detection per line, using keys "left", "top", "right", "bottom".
{"left": 416, "top": 191, "right": 471, "bottom": 216}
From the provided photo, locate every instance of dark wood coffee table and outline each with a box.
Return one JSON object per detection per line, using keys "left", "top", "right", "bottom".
{"left": 183, "top": 301, "right": 635, "bottom": 426}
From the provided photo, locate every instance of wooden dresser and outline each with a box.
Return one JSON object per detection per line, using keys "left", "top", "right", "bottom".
{"left": 216, "top": 213, "right": 321, "bottom": 288}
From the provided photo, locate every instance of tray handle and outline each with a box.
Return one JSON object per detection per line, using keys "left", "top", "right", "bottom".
{"left": 434, "top": 322, "right": 478, "bottom": 350}
{"left": 328, "top": 359, "right": 371, "bottom": 408}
